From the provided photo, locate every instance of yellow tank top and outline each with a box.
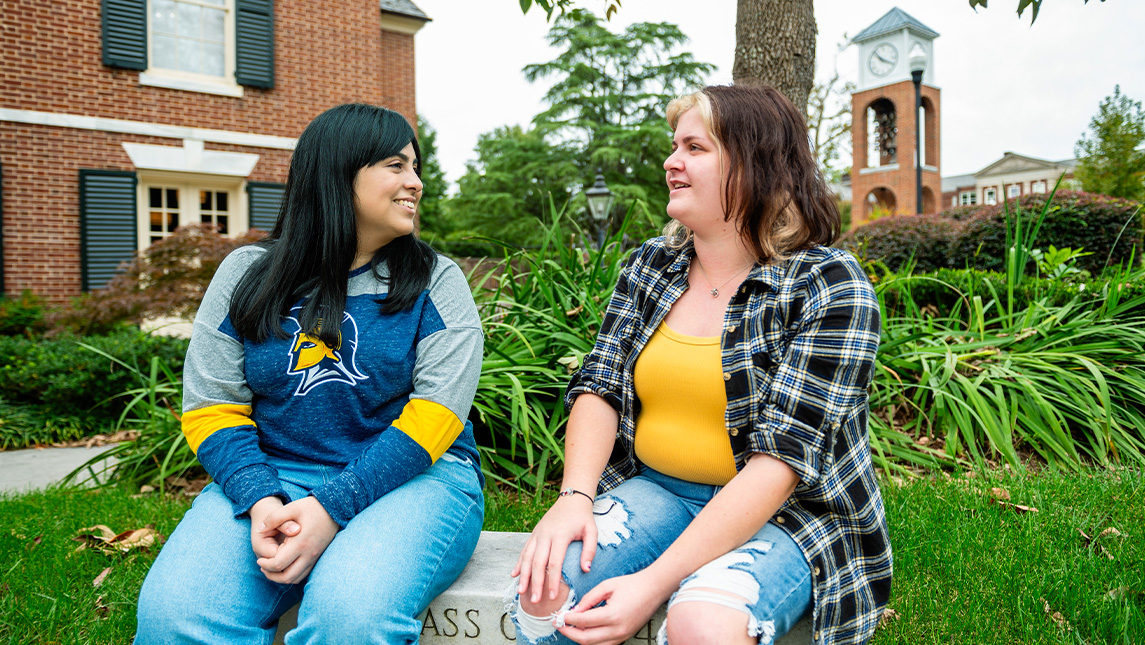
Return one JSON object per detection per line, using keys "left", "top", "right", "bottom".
{"left": 633, "top": 322, "right": 737, "bottom": 486}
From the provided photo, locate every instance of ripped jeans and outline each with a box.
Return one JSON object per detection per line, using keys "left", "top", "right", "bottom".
{"left": 512, "top": 467, "right": 811, "bottom": 645}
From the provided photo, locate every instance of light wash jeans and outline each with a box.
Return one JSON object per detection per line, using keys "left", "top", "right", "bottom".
{"left": 513, "top": 467, "right": 811, "bottom": 645}
{"left": 136, "top": 449, "right": 483, "bottom": 645}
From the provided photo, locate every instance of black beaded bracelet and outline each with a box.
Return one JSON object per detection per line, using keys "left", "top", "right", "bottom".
{"left": 558, "top": 488, "right": 594, "bottom": 503}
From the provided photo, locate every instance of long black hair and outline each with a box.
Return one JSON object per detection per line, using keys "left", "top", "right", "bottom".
{"left": 229, "top": 103, "right": 437, "bottom": 346}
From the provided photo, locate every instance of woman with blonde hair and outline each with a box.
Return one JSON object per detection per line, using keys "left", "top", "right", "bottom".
{"left": 511, "top": 84, "right": 891, "bottom": 645}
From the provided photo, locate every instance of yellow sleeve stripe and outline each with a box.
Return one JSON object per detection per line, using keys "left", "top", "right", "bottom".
{"left": 182, "top": 404, "right": 256, "bottom": 454}
{"left": 392, "top": 398, "right": 464, "bottom": 462}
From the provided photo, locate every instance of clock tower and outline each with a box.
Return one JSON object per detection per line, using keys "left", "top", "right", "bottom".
{"left": 850, "top": 8, "right": 941, "bottom": 223}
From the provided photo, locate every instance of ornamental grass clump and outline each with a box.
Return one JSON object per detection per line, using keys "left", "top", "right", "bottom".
{"left": 470, "top": 201, "right": 648, "bottom": 491}
{"left": 869, "top": 186, "right": 1145, "bottom": 472}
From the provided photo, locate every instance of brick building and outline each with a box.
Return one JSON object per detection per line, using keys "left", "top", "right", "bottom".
{"left": 0, "top": 0, "right": 429, "bottom": 301}
{"left": 849, "top": 8, "right": 942, "bottom": 224}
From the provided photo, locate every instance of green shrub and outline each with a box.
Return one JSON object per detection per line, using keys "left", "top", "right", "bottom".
{"left": 946, "top": 191, "right": 1142, "bottom": 274}
{"left": 0, "top": 291, "right": 46, "bottom": 337}
{"left": 0, "top": 329, "right": 188, "bottom": 424}
{"left": 0, "top": 397, "right": 103, "bottom": 449}
{"left": 836, "top": 213, "right": 962, "bottom": 273}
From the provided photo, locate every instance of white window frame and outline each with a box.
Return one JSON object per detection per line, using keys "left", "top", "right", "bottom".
{"left": 1032, "top": 180, "right": 1047, "bottom": 194}
{"left": 1008, "top": 184, "right": 1021, "bottom": 198}
{"left": 137, "top": 171, "right": 248, "bottom": 250}
{"left": 960, "top": 191, "right": 977, "bottom": 206}
{"left": 984, "top": 188, "right": 997, "bottom": 205}
{"left": 140, "top": 0, "right": 242, "bottom": 98}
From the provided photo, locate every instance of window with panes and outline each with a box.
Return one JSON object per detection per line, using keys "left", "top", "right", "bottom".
{"left": 149, "top": 0, "right": 232, "bottom": 80}
{"left": 144, "top": 184, "right": 237, "bottom": 247}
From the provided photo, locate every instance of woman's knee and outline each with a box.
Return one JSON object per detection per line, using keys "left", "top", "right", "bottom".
{"left": 664, "top": 593, "right": 755, "bottom": 645}
{"left": 518, "top": 580, "right": 572, "bottom": 616}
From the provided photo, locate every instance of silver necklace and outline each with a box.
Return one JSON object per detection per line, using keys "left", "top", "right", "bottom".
{"left": 694, "top": 258, "right": 753, "bottom": 298}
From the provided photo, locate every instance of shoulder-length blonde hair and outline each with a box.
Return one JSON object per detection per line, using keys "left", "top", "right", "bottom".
{"left": 664, "top": 85, "right": 840, "bottom": 263}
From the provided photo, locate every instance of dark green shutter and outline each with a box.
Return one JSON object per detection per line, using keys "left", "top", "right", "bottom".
{"left": 80, "top": 170, "right": 138, "bottom": 292}
{"left": 0, "top": 160, "right": 5, "bottom": 297}
{"left": 101, "top": 0, "right": 147, "bottom": 70}
{"left": 236, "top": 0, "right": 275, "bottom": 88}
{"left": 247, "top": 182, "right": 285, "bottom": 232}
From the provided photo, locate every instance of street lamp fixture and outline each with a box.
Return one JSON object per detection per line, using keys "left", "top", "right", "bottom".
{"left": 584, "top": 170, "right": 615, "bottom": 249}
{"left": 909, "top": 43, "right": 927, "bottom": 215}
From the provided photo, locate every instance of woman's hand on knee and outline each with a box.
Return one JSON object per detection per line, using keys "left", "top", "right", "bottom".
{"left": 255, "top": 496, "right": 339, "bottom": 584}
{"left": 513, "top": 495, "right": 597, "bottom": 604}
{"left": 559, "top": 571, "right": 665, "bottom": 645}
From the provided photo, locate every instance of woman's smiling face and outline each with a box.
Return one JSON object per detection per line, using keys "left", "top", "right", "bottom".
{"left": 663, "top": 108, "right": 727, "bottom": 232}
{"left": 352, "top": 142, "right": 422, "bottom": 254}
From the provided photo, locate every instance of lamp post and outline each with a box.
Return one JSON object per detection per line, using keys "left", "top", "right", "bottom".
{"left": 584, "top": 171, "right": 615, "bottom": 249}
{"left": 909, "top": 44, "right": 927, "bottom": 215}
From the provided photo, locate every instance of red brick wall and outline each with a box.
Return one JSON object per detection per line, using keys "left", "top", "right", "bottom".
{"left": 0, "top": 122, "right": 292, "bottom": 299}
{"left": 850, "top": 81, "right": 942, "bottom": 225}
{"left": 0, "top": 0, "right": 397, "bottom": 137}
{"left": 379, "top": 30, "right": 418, "bottom": 126}
{"left": 1, "top": 0, "right": 422, "bottom": 300}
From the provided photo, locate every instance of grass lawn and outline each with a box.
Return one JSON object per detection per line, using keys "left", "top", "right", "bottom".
{"left": 0, "top": 469, "right": 1141, "bottom": 644}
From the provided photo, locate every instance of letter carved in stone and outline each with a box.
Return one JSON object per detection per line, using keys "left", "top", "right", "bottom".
{"left": 464, "top": 609, "right": 480, "bottom": 638}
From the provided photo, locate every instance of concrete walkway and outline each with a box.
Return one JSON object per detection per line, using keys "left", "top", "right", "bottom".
{"left": 0, "top": 444, "right": 118, "bottom": 495}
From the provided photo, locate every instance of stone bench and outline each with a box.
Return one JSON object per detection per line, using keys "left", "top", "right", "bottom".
{"left": 275, "top": 531, "right": 812, "bottom": 644}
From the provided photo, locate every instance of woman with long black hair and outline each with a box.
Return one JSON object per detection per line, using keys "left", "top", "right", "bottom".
{"left": 136, "top": 103, "right": 485, "bottom": 644}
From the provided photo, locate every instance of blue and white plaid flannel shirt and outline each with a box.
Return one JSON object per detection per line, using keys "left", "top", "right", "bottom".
{"left": 566, "top": 237, "right": 892, "bottom": 645}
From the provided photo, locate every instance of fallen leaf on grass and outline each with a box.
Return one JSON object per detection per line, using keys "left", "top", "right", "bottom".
{"left": 162, "top": 476, "right": 210, "bottom": 496}
{"left": 1097, "top": 527, "right": 1125, "bottom": 540}
{"left": 877, "top": 607, "right": 900, "bottom": 629}
{"left": 92, "top": 567, "right": 111, "bottom": 587}
{"left": 1041, "top": 598, "right": 1072, "bottom": 632}
{"left": 74, "top": 525, "right": 162, "bottom": 554}
{"left": 1106, "top": 586, "right": 1129, "bottom": 600}
{"left": 94, "top": 595, "right": 110, "bottom": 618}
{"left": 989, "top": 487, "right": 1012, "bottom": 501}
{"left": 991, "top": 499, "right": 1038, "bottom": 513}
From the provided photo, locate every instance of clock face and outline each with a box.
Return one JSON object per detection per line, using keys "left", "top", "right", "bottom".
{"left": 868, "top": 43, "right": 898, "bottom": 77}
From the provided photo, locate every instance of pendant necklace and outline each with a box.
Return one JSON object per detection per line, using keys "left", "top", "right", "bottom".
{"left": 694, "top": 257, "right": 753, "bottom": 298}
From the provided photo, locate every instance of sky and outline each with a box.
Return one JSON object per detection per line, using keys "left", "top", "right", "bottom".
{"left": 412, "top": 0, "right": 1145, "bottom": 189}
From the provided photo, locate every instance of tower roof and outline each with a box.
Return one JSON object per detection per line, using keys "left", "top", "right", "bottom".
{"left": 379, "top": 0, "right": 430, "bottom": 21}
{"left": 853, "top": 7, "right": 938, "bottom": 43}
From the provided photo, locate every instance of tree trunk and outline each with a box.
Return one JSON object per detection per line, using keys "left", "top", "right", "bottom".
{"left": 733, "top": 0, "right": 817, "bottom": 113}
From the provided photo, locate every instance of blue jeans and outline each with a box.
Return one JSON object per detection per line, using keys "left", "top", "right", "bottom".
{"left": 513, "top": 468, "right": 811, "bottom": 645}
{"left": 136, "top": 449, "right": 483, "bottom": 645}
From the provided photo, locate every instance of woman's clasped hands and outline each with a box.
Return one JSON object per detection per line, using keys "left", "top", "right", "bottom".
{"left": 248, "top": 496, "right": 340, "bottom": 585}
